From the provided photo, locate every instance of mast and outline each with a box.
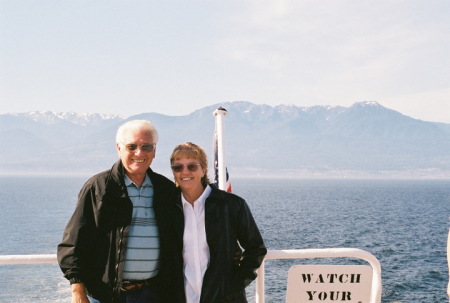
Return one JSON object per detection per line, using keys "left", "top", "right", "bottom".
{"left": 213, "top": 107, "right": 228, "bottom": 190}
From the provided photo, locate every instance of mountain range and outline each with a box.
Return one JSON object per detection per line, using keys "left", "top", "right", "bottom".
{"left": 1, "top": 101, "right": 449, "bottom": 178}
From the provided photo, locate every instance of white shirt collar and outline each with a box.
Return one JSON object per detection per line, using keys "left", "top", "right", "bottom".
{"left": 181, "top": 184, "right": 212, "bottom": 207}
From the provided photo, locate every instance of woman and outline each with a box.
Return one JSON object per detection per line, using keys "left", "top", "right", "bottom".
{"left": 169, "top": 142, "right": 267, "bottom": 303}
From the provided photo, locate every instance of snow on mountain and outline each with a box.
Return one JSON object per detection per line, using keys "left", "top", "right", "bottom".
{"left": 193, "top": 101, "right": 348, "bottom": 122}
{"left": 238, "top": 102, "right": 348, "bottom": 120}
{"left": 301, "top": 105, "right": 347, "bottom": 121}
{"left": 55, "top": 112, "right": 124, "bottom": 126}
{"left": 9, "top": 111, "right": 124, "bottom": 126}
{"left": 359, "top": 101, "right": 379, "bottom": 106}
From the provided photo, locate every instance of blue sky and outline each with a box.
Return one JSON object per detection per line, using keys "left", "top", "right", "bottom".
{"left": 1, "top": 0, "right": 449, "bottom": 122}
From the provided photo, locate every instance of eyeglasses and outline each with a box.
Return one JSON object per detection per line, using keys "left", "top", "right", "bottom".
{"left": 121, "top": 143, "right": 156, "bottom": 153}
{"left": 171, "top": 163, "right": 201, "bottom": 173}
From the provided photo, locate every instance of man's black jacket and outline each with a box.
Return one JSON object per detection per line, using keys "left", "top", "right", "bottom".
{"left": 57, "top": 160, "right": 177, "bottom": 302}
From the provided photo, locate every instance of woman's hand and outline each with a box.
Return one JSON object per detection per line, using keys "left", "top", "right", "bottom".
{"left": 234, "top": 241, "right": 242, "bottom": 266}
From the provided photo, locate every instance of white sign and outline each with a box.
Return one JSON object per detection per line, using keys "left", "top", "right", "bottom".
{"left": 286, "top": 265, "right": 373, "bottom": 303}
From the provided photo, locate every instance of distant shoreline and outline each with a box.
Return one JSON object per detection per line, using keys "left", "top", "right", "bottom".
{"left": 1, "top": 169, "right": 450, "bottom": 180}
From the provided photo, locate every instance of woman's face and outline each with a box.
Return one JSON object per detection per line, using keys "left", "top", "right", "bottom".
{"left": 172, "top": 156, "right": 206, "bottom": 193}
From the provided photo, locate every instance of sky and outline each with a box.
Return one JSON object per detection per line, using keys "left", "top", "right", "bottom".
{"left": 1, "top": 0, "right": 449, "bottom": 123}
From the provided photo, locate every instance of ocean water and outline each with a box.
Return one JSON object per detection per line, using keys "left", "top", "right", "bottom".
{"left": 0, "top": 176, "right": 449, "bottom": 302}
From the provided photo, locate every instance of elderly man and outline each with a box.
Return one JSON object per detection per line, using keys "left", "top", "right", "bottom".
{"left": 57, "top": 120, "right": 177, "bottom": 303}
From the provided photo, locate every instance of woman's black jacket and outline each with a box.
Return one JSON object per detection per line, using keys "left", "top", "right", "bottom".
{"left": 170, "top": 185, "right": 267, "bottom": 303}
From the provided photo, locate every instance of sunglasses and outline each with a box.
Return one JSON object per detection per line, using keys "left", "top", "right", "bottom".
{"left": 121, "top": 143, "right": 156, "bottom": 153}
{"left": 171, "top": 163, "right": 201, "bottom": 173}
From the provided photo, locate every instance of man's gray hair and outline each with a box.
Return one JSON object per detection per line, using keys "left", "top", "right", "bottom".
{"left": 116, "top": 120, "right": 159, "bottom": 144}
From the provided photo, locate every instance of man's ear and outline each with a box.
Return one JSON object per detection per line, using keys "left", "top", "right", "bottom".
{"left": 116, "top": 143, "right": 121, "bottom": 157}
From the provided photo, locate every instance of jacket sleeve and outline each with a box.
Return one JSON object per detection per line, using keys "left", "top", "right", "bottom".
{"left": 228, "top": 198, "right": 267, "bottom": 298}
{"left": 57, "top": 182, "right": 98, "bottom": 284}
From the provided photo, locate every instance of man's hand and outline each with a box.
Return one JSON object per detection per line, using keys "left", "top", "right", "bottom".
{"left": 71, "top": 283, "right": 90, "bottom": 303}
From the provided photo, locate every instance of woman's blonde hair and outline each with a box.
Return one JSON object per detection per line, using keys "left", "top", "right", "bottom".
{"left": 170, "top": 142, "right": 211, "bottom": 185}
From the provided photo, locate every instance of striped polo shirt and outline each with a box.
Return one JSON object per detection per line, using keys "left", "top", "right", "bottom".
{"left": 122, "top": 174, "right": 160, "bottom": 280}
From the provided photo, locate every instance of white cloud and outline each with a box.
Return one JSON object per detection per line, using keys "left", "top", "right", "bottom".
{"left": 1, "top": 1, "right": 449, "bottom": 122}
{"left": 206, "top": 0, "right": 450, "bottom": 120}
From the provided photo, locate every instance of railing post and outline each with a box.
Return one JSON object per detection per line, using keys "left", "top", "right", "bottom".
{"left": 255, "top": 260, "right": 265, "bottom": 303}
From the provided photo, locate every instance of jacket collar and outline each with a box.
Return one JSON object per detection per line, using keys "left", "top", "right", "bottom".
{"left": 105, "top": 159, "right": 156, "bottom": 199}
{"left": 207, "top": 184, "right": 227, "bottom": 201}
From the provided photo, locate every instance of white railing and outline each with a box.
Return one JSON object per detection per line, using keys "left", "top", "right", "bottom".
{"left": 255, "top": 248, "right": 382, "bottom": 303}
{"left": 0, "top": 249, "right": 381, "bottom": 303}
{"left": 0, "top": 254, "right": 57, "bottom": 265}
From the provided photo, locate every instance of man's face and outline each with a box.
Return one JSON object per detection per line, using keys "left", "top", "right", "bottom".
{"left": 117, "top": 130, "right": 155, "bottom": 179}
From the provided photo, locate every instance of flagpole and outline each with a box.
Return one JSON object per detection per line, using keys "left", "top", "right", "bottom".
{"left": 213, "top": 107, "right": 228, "bottom": 190}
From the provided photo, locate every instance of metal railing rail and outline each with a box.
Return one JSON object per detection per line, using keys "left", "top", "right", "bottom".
{"left": 0, "top": 249, "right": 381, "bottom": 303}
{"left": 0, "top": 254, "right": 57, "bottom": 265}
{"left": 255, "top": 248, "right": 382, "bottom": 303}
